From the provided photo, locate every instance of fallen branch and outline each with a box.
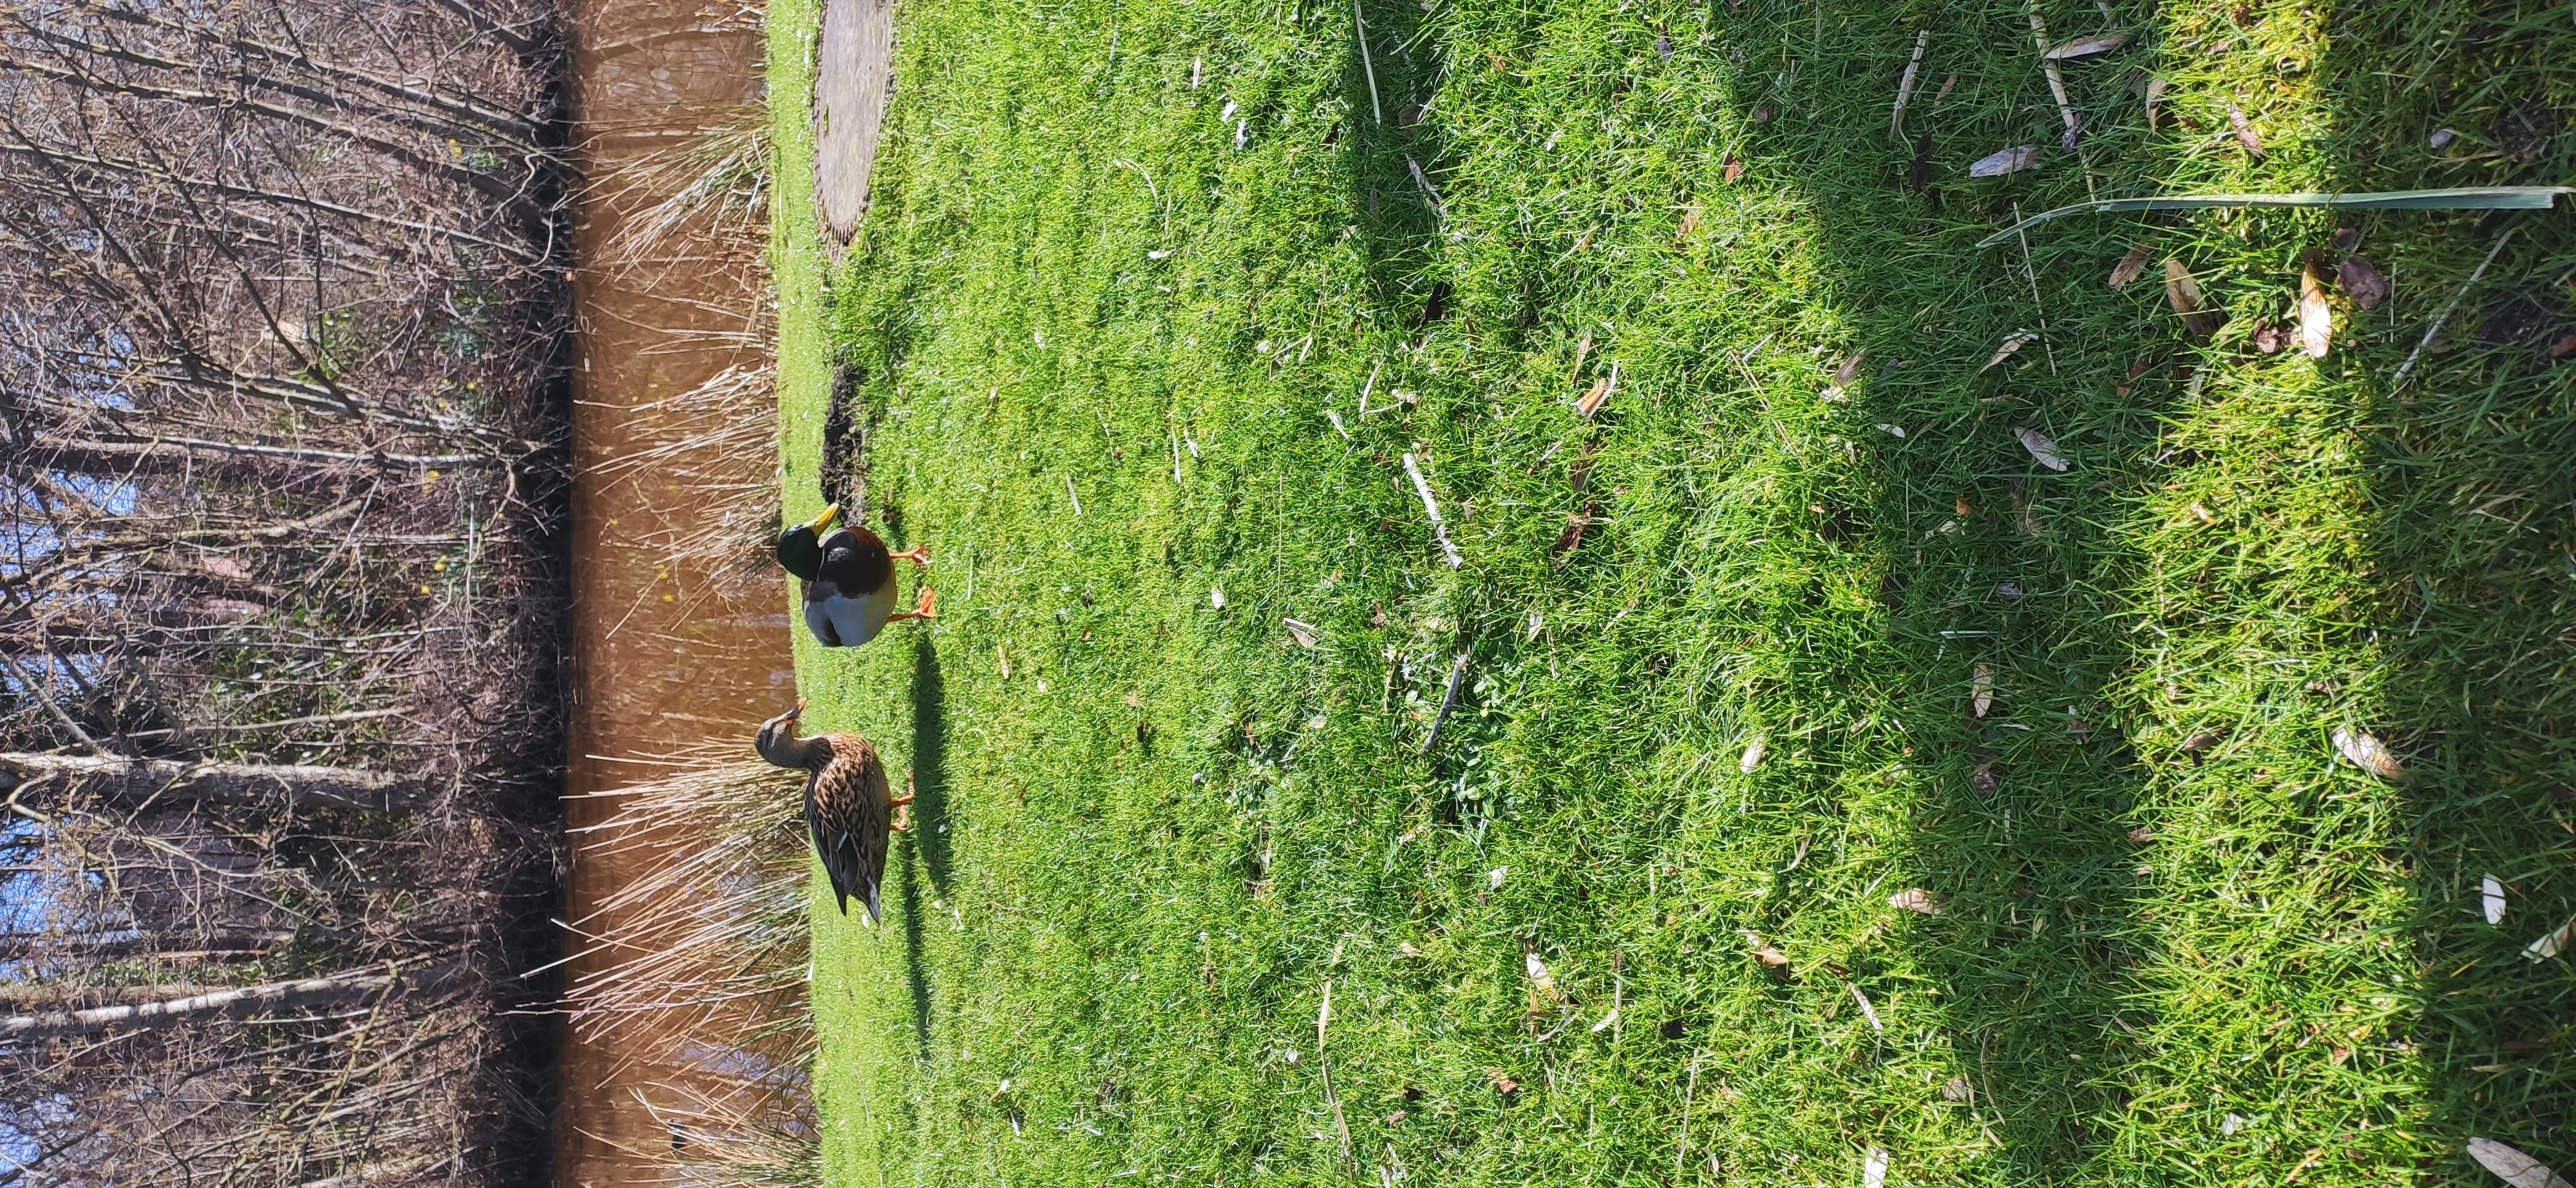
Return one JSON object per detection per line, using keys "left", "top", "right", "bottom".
{"left": 34, "top": 434, "right": 493, "bottom": 472}
{"left": 0, "top": 752, "right": 426, "bottom": 813}
{"left": 1976, "top": 186, "right": 2573, "bottom": 247}
{"left": 0, "top": 966, "right": 460, "bottom": 1041}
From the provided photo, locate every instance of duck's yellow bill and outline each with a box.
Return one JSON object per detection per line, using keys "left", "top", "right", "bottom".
{"left": 800, "top": 504, "right": 841, "bottom": 534}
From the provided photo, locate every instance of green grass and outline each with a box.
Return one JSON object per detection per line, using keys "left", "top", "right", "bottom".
{"left": 766, "top": 0, "right": 2576, "bottom": 1182}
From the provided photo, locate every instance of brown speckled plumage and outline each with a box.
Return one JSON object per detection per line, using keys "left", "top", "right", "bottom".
{"left": 755, "top": 703, "right": 907, "bottom": 923}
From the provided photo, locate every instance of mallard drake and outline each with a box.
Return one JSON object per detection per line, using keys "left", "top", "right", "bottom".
{"left": 775, "top": 503, "right": 935, "bottom": 647}
{"left": 754, "top": 700, "right": 912, "bottom": 922}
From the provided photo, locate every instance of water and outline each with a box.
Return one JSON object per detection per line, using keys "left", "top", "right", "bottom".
{"left": 558, "top": 2, "right": 788, "bottom": 1182}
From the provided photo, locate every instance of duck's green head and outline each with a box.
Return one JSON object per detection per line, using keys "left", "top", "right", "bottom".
{"left": 775, "top": 504, "right": 839, "bottom": 580}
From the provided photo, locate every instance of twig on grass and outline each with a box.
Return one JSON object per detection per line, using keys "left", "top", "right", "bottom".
{"left": 1421, "top": 651, "right": 1470, "bottom": 754}
{"left": 1975, "top": 186, "right": 2574, "bottom": 247}
{"left": 1318, "top": 978, "right": 1358, "bottom": 1180}
{"left": 1355, "top": 0, "right": 1383, "bottom": 125}
{"left": 1848, "top": 982, "right": 1884, "bottom": 1034}
{"left": 1407, "top": 156, "right": 1444, "bottom": 220}
{"left": 2394, "top": 229, "right": 2514, "bottom": 387}
{"left": 2012, "top": 206, "right": 2059, "bottom": 374}
{"left": 1401, "top": 452, "right": 1465, "bottom": 568}
{"left": 1676, "top": 1050, "right": 1700, "bottom": 1174}
{"left": 1889, "top": 28, "right": 1929, "bottom": 142}
{"left": 2025, "top": 1, "right": 2097, "bottom": 202}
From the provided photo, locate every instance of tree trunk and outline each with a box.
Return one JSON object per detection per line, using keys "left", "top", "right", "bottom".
{"left": 0, "top": 753, "right": 426, "bottom": 813}
{"left": 0, "top": 966, "right": 462, "bottom": 1040}
{"left": 0, "top": 928, "right": 299, "bottom": 964}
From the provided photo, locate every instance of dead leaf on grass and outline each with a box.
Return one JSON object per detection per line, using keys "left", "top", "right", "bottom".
{"left": 2467, "top": 1136, "right": 2575, "bottom": 1188}
{"left": 2484, "top": 875, "right": 2508, "bottom": 926}
{"left": 1933, "top": 73, "right": 1957, "bottom": 103}
{"left": 1282, "top": 617, "right": 1321, "bottom": 648}
{"left": 1576, "top": 374, "right": 1613, "bottom": 418}
{"left": 2127, "top": 825, "right": 2155, "bottom": 843}
{"left": 1524, "top": 945, "right": 1568, "bottom": 1005}
{"left": 1969, "top": 144, "right": 2043, "bottom": 177}
{"left": 1677, "top": 206, "right": 1701, "bottom": 240}
{"left": 1980, "top": 331, "right": 2038, "bottom": 372}
{"left": 2014, "top": 426, "right": 2069, "bottom": 471}
{"left": 1865, "top": 1145, "right": 1889, "bottom": 1188}
{"left": 1486, "top": 1069, "right": 1520, "bottom": 1094}
{"left": 2226, "top": 102, "right": 2265, "bottom": 158}
{"left": 1739, "top": 733, "right": 1767, "bottom": 773}
{"left": 1889, "top": 888, "right": 1945, "bottom": 915}
{"left": 2164, "top": 260, "right": 2221, "bottom": 339}
{"left": 2144, "top": 76, "right": 2169, "bottom": 128}
{"left": 1942, "top": 1075, "right": 1974, "bottom": 1102}
{"left": 2044, "top": 31, "right": 2130, "bottom": 59}
{"left": 2339, "top": 254, "right": 2390, "bottom": 311}
{"left": 1723, "top": 153, "right": 1744, "bottom": 184}
{"left": 2332, "top": 727, "right": 2406, "bottom": 783}
{"left": 1823, "top": 352, "right": 1862, "bottom": 401}
{"left": 1971, "top": 663, "right": 1994, "bottom": 717}
{"left": 1971, "top": 756, "right": 2000, "bottom": 794}
{"left": 2298, "top": 258, "right": 2332, "bottom": 358}
{"left": 1552, "top": 500, "right": 1600, "bottom": 556}
{"left": 2528, "top": 914, "right": 2576, "bottom": 963}
{"left": 2108, "top": 243, "right": 2154, "bottom": 289}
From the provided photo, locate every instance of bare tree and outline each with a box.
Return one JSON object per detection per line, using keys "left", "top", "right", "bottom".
{"left": 0, "top": 0, "right": 573, "bottom": 1180}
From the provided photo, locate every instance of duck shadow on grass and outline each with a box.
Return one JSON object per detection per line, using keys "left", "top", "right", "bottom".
{"left": 909, "top": 632, "right": 952, "bottom": 894}
{"left": 898, "top": 843, "right": 933, "bottom": 1059}
{"left": 898, "top": 631, "right": 950, "bottom": 1059}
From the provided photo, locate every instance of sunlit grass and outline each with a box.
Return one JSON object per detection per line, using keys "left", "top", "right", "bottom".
{"left": 770, "top": 0, "right": 2576, "bottom": 1182}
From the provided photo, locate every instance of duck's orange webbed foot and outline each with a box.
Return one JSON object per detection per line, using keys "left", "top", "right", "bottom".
{"left": 891, "top": 777, "right": 916, "bottom": 832}
{"left": 890, "top": 587, "right": 938, "bottom": 622}
{"left": 891, "top": 546, "right": 932, "bottom": 566}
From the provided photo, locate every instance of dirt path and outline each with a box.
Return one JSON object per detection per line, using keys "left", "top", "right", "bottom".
{"left": 813, "top": 0, "right": 893, "bottom": 242}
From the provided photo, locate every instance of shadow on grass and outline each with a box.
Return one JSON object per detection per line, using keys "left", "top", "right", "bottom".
{"left": 910, "top": 631, "right": 952, "bottom": 896}
{"left": 2307, "top": 1, "right": 2576, "bottom": 1168}
{"left": 1779, "top": 0, "right": 2576, "bottom": 1175}
{"left": 898, "top": 841, "right": 934, "bottom": 1059}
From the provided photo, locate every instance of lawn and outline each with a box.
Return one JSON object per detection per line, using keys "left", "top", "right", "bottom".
{"left": 764, "top": 0, "right": 2576, "bottom": 1181}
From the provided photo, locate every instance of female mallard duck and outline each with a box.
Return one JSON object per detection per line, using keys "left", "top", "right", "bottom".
{"left": 775, "top": 503, "right": 934, "bottom": 647}
{"left": 754, "top": 700, "right": 911, "bottom": 922}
